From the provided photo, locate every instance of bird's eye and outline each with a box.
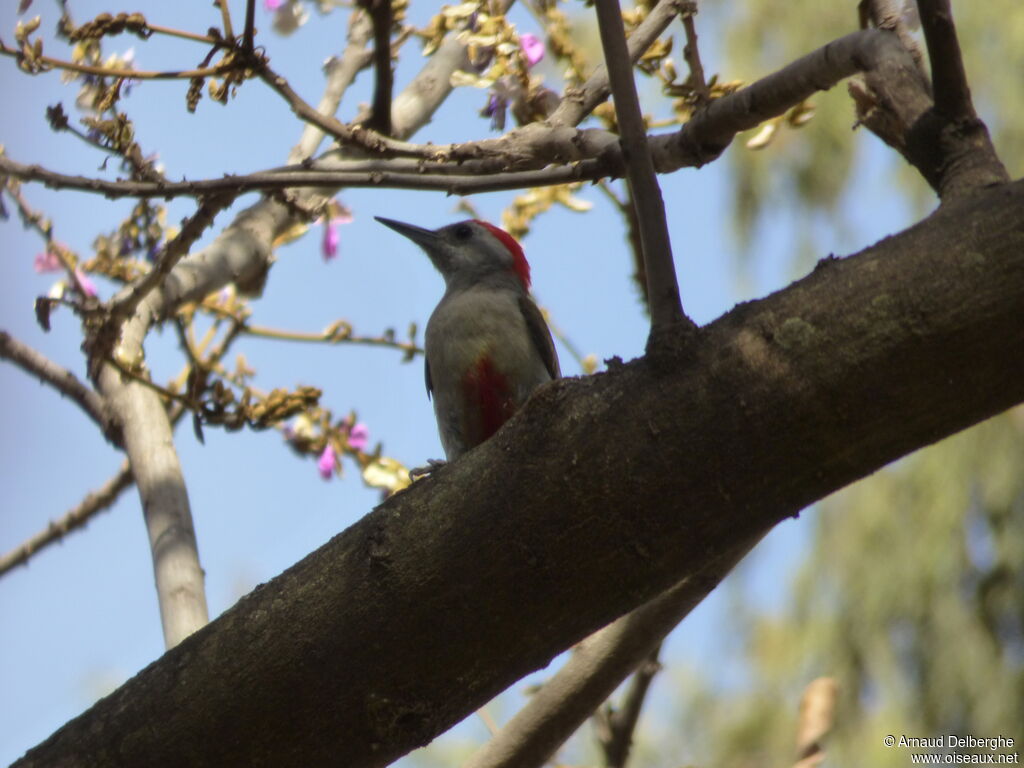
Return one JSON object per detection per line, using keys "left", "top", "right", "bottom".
{"left": 453, "top": 224, "right": 473, "bottom": 241}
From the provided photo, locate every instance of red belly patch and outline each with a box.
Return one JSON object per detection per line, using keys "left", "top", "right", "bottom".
{"left": 462, "top": 355, "right": 516, "bottom": 446}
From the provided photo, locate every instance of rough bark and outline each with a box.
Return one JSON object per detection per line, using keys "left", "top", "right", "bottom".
{"left": 14, "top": 178, "right": 1024, "bottom": 768}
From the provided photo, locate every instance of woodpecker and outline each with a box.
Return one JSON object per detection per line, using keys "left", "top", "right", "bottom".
{"left": 376, "top": 217, "right": 560, "bottom": 461}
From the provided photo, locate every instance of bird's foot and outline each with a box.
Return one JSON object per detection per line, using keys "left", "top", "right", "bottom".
{"left": 409, "top": 459, "right": 447, "bottom": 479}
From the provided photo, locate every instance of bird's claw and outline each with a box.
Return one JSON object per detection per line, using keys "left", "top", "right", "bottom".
{"left": 410, "top": 459, "right": 447, "bottom": 479}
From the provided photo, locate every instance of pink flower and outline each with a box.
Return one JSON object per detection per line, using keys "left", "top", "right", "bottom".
{"left": 322, "top": 220, "right": 341, "bottom": 261}
{"left": 520, "top": 34, "right": 544, "bottom": 67}
{"left": 34, "top": 248, "right": 62, "bottom": 273}
{"left": 263, "top": 0, "right": 284, "bottom": 10}
{"left": 320, "top": 200, "right": 353, "bottom": 261}
{"left": 317, "top": 444, "right": 336, "bottom": 480}
{"left": 75, "top": 269, "right": 97, "bottom": 297}
{"left": 348, "top": 422, "right": 369, "bottom": 451}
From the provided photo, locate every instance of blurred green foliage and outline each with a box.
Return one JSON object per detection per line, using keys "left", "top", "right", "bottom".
{"left": 635, "top": 3, "right": 1024, "bottom": 765}
{"left": 717, "top": 0, "right": 1024, "bottom": 256}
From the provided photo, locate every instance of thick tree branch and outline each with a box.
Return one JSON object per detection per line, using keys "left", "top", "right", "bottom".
{"left": 389, "top": 29, "right": 471, "bottom": 138}
{"left": 14, "top": 177, "right": 1024, "bottom": 768}
{"left": 857, "top": 0, "right": 925, "bottom": 72}
{"left": 851, "top": 6, "right": 1008, "bottom": 200}
{"left": 0, "top": 462, "right": 134, "bottom": 577}
{"left": 0, "top": 330, "right": 118, "bottom": 443}
{"left": 97, "top": 364, "right": 209, "bottom": 649}
{"left": 593, "top": 0, "right": 691, "bottom": 343}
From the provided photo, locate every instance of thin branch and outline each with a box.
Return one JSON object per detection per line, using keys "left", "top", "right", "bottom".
{"left": 359, "top": 0, "right": 393, "bottom": 136}
{"left": 915, "top": 0, "right": 974, "bottom": 120}
{"left": 256, "top": 62, "right": 430, "bottom": 157}
{"left": 238, "top": 319, "right": 423, "bottom": 358}
{"left": 540, "top": 301, "right": 595, "bottom": 374}
{"left": 593, "top": 0, "right": 690, "bottom": 340}
{"left": 0, "top": 330, "right": 117, "bottom": 442}
{"left": 594, "top": 645, "right": 662, "bottom": 768}
{"left": 0, "top": 462, "right": 134, "bottom": 577}
{"left": 0, "top": 151, "right": 596, "bottom": 196}
{"left": 287, "top": 10, "right": 375, "bottom": 163}
{"left": 145, "top": 22, "right": 222, "bottom": 46}
{"left": 679, "top": 3, "right": 709, "bottom": 103}
{"left": 242, "top": 0, "right": 256, "bottom": 53}
{"left": 462, "top": 535, "right": 763, "bottom": 768}
{"left": 550, "top": 0, "right": 685, "bottom": 127}
{"left": 63, "top": 10, "right": 223, "bottom": 46}
{"left": 109, "top": 193, "right": 236, "bottom": 321}
{"left": 3, "top": 178, "right": 93, "bottom": 299}
{"left": 0, "top": 41, "right": 236, "bottom": 80}
{"left": 215, "top": 0, "right": 236, "bottom": 43}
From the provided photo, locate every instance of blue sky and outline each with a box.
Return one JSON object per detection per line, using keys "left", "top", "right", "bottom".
{"left": 0, "top": 1, "right": 922, "bottom": 764}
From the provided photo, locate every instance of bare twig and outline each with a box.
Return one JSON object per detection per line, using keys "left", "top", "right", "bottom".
{"left": 256, "top": 62, "right": 431, "bottom": 158}
{"left": 679, "top": 3, "right": 709, "bottom": 103}
{"left": 0, "top": 330, "right": 117, "bottom": 443}
{"left": 0, "top": 41, "right": 236, "bottom": 80}
{"left": 236, "top": 319, "right": 422, "bottom": 359}
{"left": 143, "top": 23, "right": 222, "bottom": 46}
{"left": 593, "top": 0, "right": 690, "bottom": 340}
{"left": 0, "top": 462, "right": 134, "bottom": 577}
{"left": 3, "top": 178, "right": 93, "bottom": 299}
{"left": 594, "top": 645, "right": 662, "bottom": 768}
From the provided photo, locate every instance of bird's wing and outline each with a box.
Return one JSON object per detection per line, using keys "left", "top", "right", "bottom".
{"left": 424, "top": 355, "right": 433, "bottom": 399}
{"left": 518, "top": 294, "right": 561, "bottom": 380}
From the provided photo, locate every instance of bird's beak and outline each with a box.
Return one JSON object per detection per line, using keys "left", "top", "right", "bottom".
{"left": 374, "top": 217, "right": 441, "bottom": 250}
